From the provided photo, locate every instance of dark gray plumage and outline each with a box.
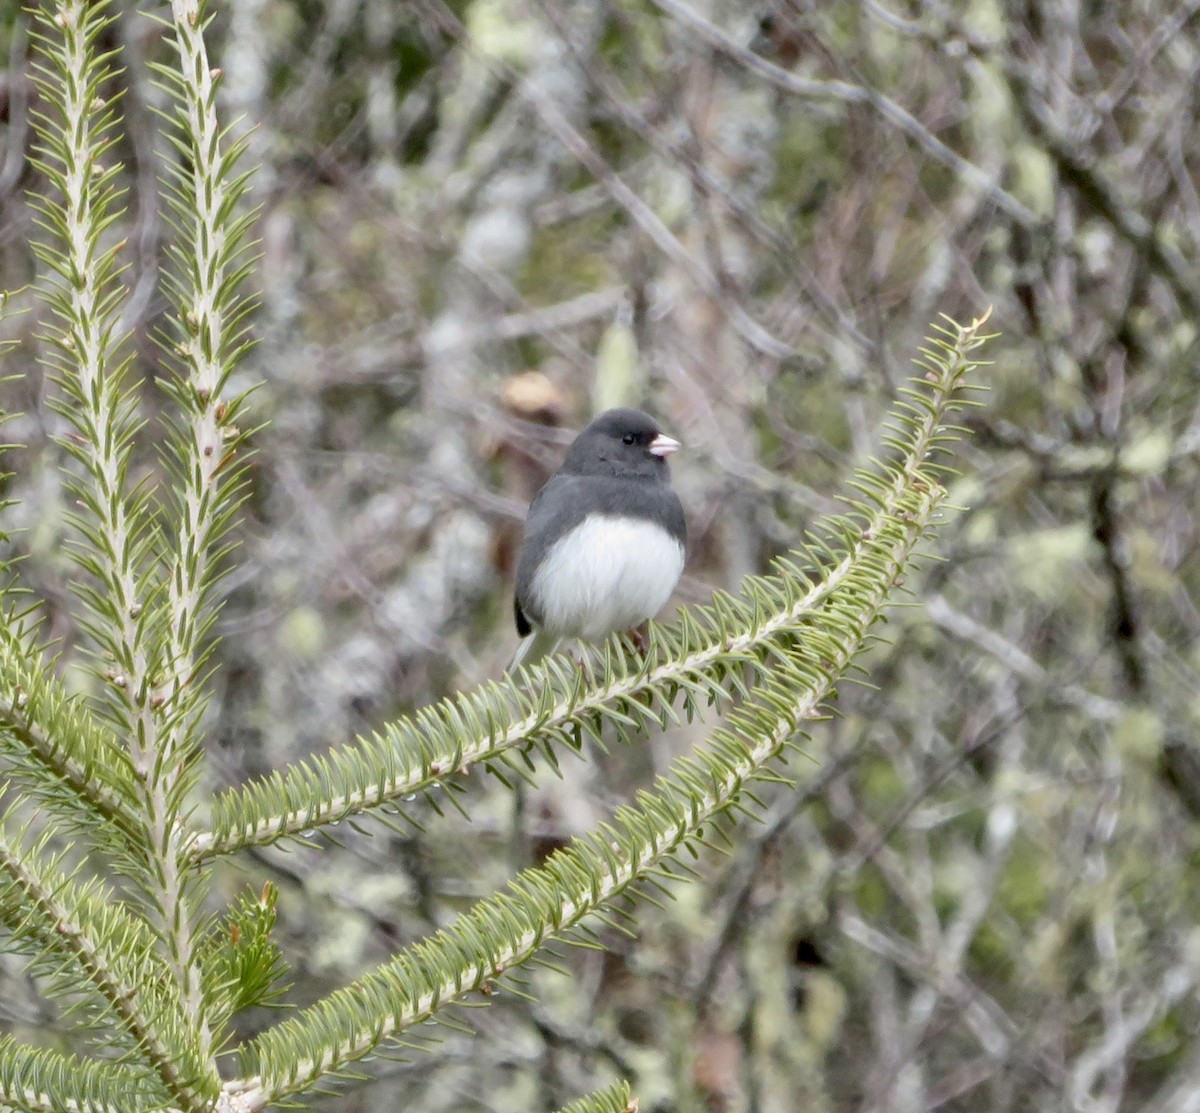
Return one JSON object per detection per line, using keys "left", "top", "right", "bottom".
{"left": 511, "top": 408, "right": 686, "bottom": 669}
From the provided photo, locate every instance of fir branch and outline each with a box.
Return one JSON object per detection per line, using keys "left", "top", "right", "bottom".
{"left": 237, "top": 480, "right": 944, "bottom": 1105}
{"left": 0, "top": 821, "right": 214, "bottom": 1111}
{"left": 151, "top": 0, "right": 257, "bottom": 744}
{"left": 0, "top": 636, "right": 141, "bottom": 843}
{"left": 189, "top": 314, "right": 990, "bottom": 863}
{"left": 121, "top": 0, "right": 260, "bottom": 1077}
{"left": 26, "top": 0, "right": 260, "bottom": 1079}
{"left": 0, "top": 1035, "right": 163, "bottom": 1113}
{"left": 222, "top": 311, "right": 990, "bottom": 1104}
{"left": 198, "top": 882, "right": 290, "bottom": 1037}
{"left": 28, "top": 0, "right": 158, "bottom": 745}
{"left": 554, "top": 1079, "right": 635, "bottom": 1113}
{"left": 27, "top": 0, "right": 222, "bottom": 1094}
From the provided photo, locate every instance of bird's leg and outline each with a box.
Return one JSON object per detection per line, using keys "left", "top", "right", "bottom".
{"left": 620, "top": 626, "right": 657, "bottom": 714}
{"left": 616, "top": 626, "right": 652, "bottom": 675}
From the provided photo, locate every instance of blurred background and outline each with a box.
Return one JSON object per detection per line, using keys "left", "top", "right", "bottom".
{"left": 2, "top": 0, "right": 1200, "bottom": 1109}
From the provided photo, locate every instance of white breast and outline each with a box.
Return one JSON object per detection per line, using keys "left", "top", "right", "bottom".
{"left": 530, "top": 515, "right": 685, "bottom": 640}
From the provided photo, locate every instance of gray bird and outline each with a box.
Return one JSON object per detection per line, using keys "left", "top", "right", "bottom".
{"left": 511, "top": 408, "right": 686, "bottom": 670}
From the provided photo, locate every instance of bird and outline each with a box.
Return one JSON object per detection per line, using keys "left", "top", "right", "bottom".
{"left": 511, "top": 407, "right": 686, "bottom": 671}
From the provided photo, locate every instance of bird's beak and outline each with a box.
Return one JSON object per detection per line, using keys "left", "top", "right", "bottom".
{"left": 649, "top": 432, "right": 680, "bottom": 458}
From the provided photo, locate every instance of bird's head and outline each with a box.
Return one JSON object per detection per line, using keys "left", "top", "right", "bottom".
{"left": 561, "top": 407, "right": 680, "bottom": 479}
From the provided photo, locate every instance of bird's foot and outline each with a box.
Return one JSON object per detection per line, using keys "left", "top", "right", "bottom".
{"left": 622, "top": 624, "right": 650, "bottom": 657}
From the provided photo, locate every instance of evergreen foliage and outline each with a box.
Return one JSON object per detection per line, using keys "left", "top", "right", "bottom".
{"left": 0, "top": 0, "right": 991, "bottom": 1109}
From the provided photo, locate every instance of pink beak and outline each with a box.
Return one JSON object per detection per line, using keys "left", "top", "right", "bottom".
{"left": 649, "top": 432, "right": 680, "bottom": 458}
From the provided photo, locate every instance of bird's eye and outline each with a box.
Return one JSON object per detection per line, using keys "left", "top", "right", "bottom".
{"left": 622, "top": 433, "right": 636, "bottom": 445}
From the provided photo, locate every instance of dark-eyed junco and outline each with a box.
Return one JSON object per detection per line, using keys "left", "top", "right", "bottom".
{"left": 511, "top": 408, "right": 686, "bottom": 670}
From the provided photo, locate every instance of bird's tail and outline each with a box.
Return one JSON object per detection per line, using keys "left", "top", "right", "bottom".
{"left": 507, "top": 630, "right": 563, "bottom": 674}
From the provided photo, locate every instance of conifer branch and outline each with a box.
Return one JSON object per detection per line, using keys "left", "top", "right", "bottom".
{"left": 237, "top": 483, "right": 943, "bottom": 1105}
{"left": 28, "top": 0, "right": 221, "bottom": 1093}
{"left": 554, "top": 1079, "right": 635, "bottom": 1113}
{"left": 109, "top": 0, "right": 262, "bottom": 1081}
{"left": 0, "top": 639, "right": 140, "bottom": 841}
{"left": 0, "top": 1035, "right": 162, "bottom": 1113}
{"left": 153, "top": 0, "right": 256, "bottom": 742}
{"left": 0, "top": 824, "right": 212, "bottom": 1111}
{"left": 0, "top": 354, "right": 133, "bottom": 838}
{"left": 29, "top": 0, "right": 156, "bottom": 741}
{"left": 223, "top": 310, "right": 990, "bottom": 1104}
{"left": 189, "top": 498, "right": 888, "bottom": 860}
{"left": 189, "top": 470, "right": 912, "bottom": 861}
{"left": 189, "top": 312, "right": 991, "bottom": 864}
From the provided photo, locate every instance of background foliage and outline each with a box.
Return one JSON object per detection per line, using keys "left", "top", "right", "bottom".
{"left": 0, "top": 1, "right": 1197, "bottom": 1111}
